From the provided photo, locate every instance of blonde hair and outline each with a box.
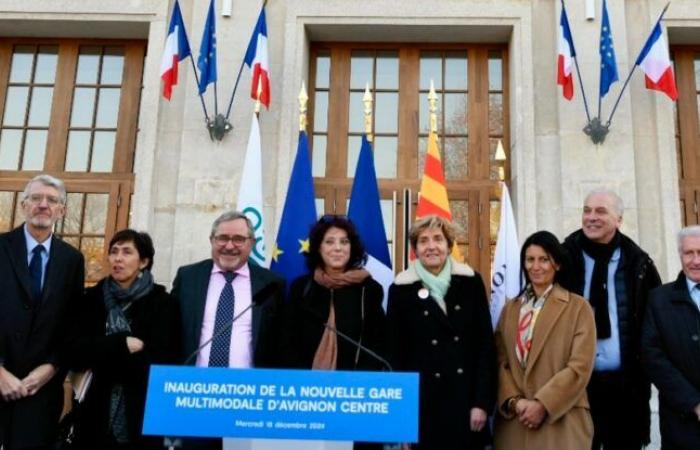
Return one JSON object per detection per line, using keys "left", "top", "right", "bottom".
{"left": 409, "top": 215, "right": 457, "bottom": 250}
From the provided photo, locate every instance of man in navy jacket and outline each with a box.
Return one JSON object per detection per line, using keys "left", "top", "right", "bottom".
{"left": 642, "top": 225, "right": 700, "bottom": 450}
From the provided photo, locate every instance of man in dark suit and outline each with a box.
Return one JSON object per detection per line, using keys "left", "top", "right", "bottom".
{"left": 171, "top": 210, "right": 284, "bottom": 450}
{"left": 0, "top": 174, "right": 84, "bottom": 450}
{"left": 642, "top": 225, "right": 700, "bottom": 449}
{"left": 563, "top": 188, "right": 661, "bottom": 450}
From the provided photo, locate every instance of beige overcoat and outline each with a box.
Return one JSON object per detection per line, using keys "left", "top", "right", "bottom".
{"left": 493, "top": 284, "right": 596, "bottom": 450}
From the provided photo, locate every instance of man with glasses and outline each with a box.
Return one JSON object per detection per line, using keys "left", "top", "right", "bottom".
{"left": 172, "top": 210, "right": 284, "bottom": 450}
{"left": 0, "top": 174, "right": 85, "bottom": 450}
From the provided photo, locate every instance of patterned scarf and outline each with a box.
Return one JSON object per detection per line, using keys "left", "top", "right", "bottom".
{"left": 515, "top": 284, "right": 553, "bottom": 368}
{"left": 102, "top": 270, "right": 154, "bottom": 443}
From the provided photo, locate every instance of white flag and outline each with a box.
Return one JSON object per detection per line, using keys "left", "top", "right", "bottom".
{"left": 236, "top": 113, "right": 268, "bottom": 267}
{"left": 490, "top": 183, "right": 520, "bottom": 330}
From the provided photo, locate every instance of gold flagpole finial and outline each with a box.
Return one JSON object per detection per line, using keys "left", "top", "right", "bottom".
{"left": 254, "top": 78, "right": 263, "bottom": 115}
{"left": 363, "top": 82, "right": 373, "bottom": 142}
{"left": 298, "top": 81, "right": 308, "bottom": 132}
{"left": 428, "top": 79, "right": 439, "bottom": 134}
{"left": 495, "top": 139, "right": 507, "bottom": 181}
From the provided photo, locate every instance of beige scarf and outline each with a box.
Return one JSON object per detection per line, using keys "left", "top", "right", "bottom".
{"left": 311, "top": 268, "right": 370, "bottom": 370}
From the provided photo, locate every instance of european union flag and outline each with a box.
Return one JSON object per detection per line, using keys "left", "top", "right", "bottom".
{"left": 270, "top": 131, "right": 318, "bottom": 289}
{"left": 599, "top": 0, "right": 619, "bottom": 97}
{"left": 197, "top": 0, "right": 217, "bottom": 94}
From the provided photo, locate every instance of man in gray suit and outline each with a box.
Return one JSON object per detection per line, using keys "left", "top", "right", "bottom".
{"left": 171, "top": 210, "right": 284, "bottom": 450}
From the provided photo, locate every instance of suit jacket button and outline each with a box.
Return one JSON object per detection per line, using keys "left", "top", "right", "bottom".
{"left": 454, "top": 336, "right": 460, "bottom": 342}
{"left": 457, "top": 368, "right": 464, "bottom": 374}
{"left": 692, "top": 335, "right": 699, "bottom": 342}
{"left": 23, "top": 304, "right": 30, "bottom": 310}
{"left": 455, "top": 305, "right": 461, "bottom": 311}
{"left": 434, "top": 372, "right": 441, "bottom": 378}
{"left": 431, "top": 339, "right": 438, "bottom": 346}
{"left": 423, "top": 310, "right": 429, "bottom": 316}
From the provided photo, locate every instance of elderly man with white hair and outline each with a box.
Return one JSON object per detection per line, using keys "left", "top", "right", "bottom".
{"left": 642, "top": 225, "right": 700, "bottom": 450}
{"left": 563, "top": 188, "right": 661, "bottom": 450}
{"left": 0, "top": 174, "right": 85, "bottom": 450}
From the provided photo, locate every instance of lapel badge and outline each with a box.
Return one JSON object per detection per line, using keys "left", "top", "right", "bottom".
{"left": 418, "top": 288, "right": 430, "bottom": 299}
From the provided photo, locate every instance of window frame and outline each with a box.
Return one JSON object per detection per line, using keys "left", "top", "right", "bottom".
{"left": 0, "top": 38, "right": 145, "bottom": 282}
{"left": 307, "top": 42, "right": 510, "bottom": 275}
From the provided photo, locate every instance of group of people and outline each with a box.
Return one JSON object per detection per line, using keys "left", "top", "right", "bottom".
{"left": 1, "top": 174, "right": 700, "bottom": 450}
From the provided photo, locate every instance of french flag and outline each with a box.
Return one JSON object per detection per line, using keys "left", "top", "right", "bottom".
{"left": 244, "top": 9, "right": 271, "bottom": 108}
{"left": 557, "top": 6, "right": 576, "bottom": 100}
{"left": 635, "top": 18, "right": 678, "bottom": 101}
{"left": 159, "top": 0, "right": 191, "bottom": 101}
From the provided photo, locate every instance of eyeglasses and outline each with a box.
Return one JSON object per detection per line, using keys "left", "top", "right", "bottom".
{"left": 212, "top": 234, "right": 252, "bottom": 246}
{"left": 26, "top": 194, "right": 62, "bottom": 206}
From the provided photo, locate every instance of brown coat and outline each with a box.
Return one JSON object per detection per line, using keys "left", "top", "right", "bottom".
{"left": 493, "top": 284, "right": 596, "bottom": 450}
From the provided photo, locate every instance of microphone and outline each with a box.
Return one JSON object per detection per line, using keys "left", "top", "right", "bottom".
{"left": 182, "top": 282, "right": 278, "bottom": 366}
{"left": 300, "top": 303, "right": 393, "bottom": 371}
{"left": 166, "top": 283, "right": 280, "bottom": 448}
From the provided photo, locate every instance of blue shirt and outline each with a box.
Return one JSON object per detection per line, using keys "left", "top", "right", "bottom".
{"left": 685, "top": 277, "right": 700, "bottom": 312}
{"left": 583, "top": 248, "right": 622, "bottom": 371}
{"left": 23, "top": 224, "right": 52, "bottom": 289}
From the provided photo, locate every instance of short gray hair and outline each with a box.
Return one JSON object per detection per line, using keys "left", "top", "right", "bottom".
{"left": 409, "top": 215, "right": 458, "bottom": 250}
{"left": 585, "top": 188, "right": 624, "bottom": 217}
{"left": 22, "top": 174, "right": 67, "bottom": 204}
{"left": 677, "top": 225, "right": 700, "bottom": 254}
{"left": 210, "top": 210, "right": 254, "bottom": 238}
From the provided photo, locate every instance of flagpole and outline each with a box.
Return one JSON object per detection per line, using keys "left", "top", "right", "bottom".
{"left": 363, "top": 83, "right": 373, "bottom": 143}
{"left": 573, "top": 58, "right": 592, "bottom": 122}
{"left": 604, "top": 67, "right": 636, "bottom": 126}
{"left": 254, "top": 77, "right": 262, "bottom": 118}
{"left": 225, "top": 58, "right": 248, "bottom": 119}
{"left": 187, "top": 55, "right": 211, "bottom": 122}
{"left": 561, "top": 0, "right": 592, "bottom": 123}
{"left": 299, "top": 81, "right": 308, "bottom": 133}
{"left": 605, "top": 2, "right": 670, "bottom": 126}
{"left": 225, "top": 0, "right": 268, "bottom": 120}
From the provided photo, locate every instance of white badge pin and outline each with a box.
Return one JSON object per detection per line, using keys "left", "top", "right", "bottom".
{"left": 418, "top": 288, "right": 430, "bottom": 299}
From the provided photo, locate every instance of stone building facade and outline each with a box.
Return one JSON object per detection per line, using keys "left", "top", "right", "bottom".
{"left": 2, "top": 0, "right": 700, "bottom": 446}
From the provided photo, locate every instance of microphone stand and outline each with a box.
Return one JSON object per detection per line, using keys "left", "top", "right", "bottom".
{"left": 320, "top": 320, "right": 393, "bottom": 372}
{"left": 183, "top": 300, "right": 258, "bottom": 366}
{"left": 165, "top": 288, "right": 276, "bottom": 448}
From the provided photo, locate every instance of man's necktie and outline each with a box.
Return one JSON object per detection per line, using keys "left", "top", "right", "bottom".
{"left": 28, "top": 244, "right": 45, "bottom": 303}
{"left": 209, "top": 271, "right": 236, "bottom": 367}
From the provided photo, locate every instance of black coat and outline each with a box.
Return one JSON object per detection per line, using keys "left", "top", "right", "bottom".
{"left": 386, "top": 263, "right": 497, "bottom": 450}
{"left": 563, "top": 229, "right": 662, "bottom": 446}
{"left": 642, "top": 273, "right": 700, "bottom": 449}
{"left": 283, "top": 274, "right": 386, "bottom": 370}
{"left": 172, "top": 260, "right": 285, "bottom": 368}
{"left": 0, "top": 225, "right": 84, "bottom": 449}
{"left": 67, "top": 280, "right": 181, "bottom": 449}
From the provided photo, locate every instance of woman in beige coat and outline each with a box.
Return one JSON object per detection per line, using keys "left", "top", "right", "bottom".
{"left": 494, "top": 231, "right": 596, "bottom": 450}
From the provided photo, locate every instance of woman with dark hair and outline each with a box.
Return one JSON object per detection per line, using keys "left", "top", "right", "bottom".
{"left": 67, "top": 229, "right": 180, "bottom": 450}
{"left": 282, "top": 215, "right": 386, "bottom": 450}
{"left": 494, "top": 230, "right": 596, "bottom": 450}
{"left": 283, "top": 215, "right": 386, "bottom": 371}
{"left": 386, "top": 215, "right": 496, "bottom": 450}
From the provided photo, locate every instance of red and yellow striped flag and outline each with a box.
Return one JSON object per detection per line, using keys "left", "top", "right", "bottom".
{"left": 414, "top": 130, "right": 463, "bottom": 261}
